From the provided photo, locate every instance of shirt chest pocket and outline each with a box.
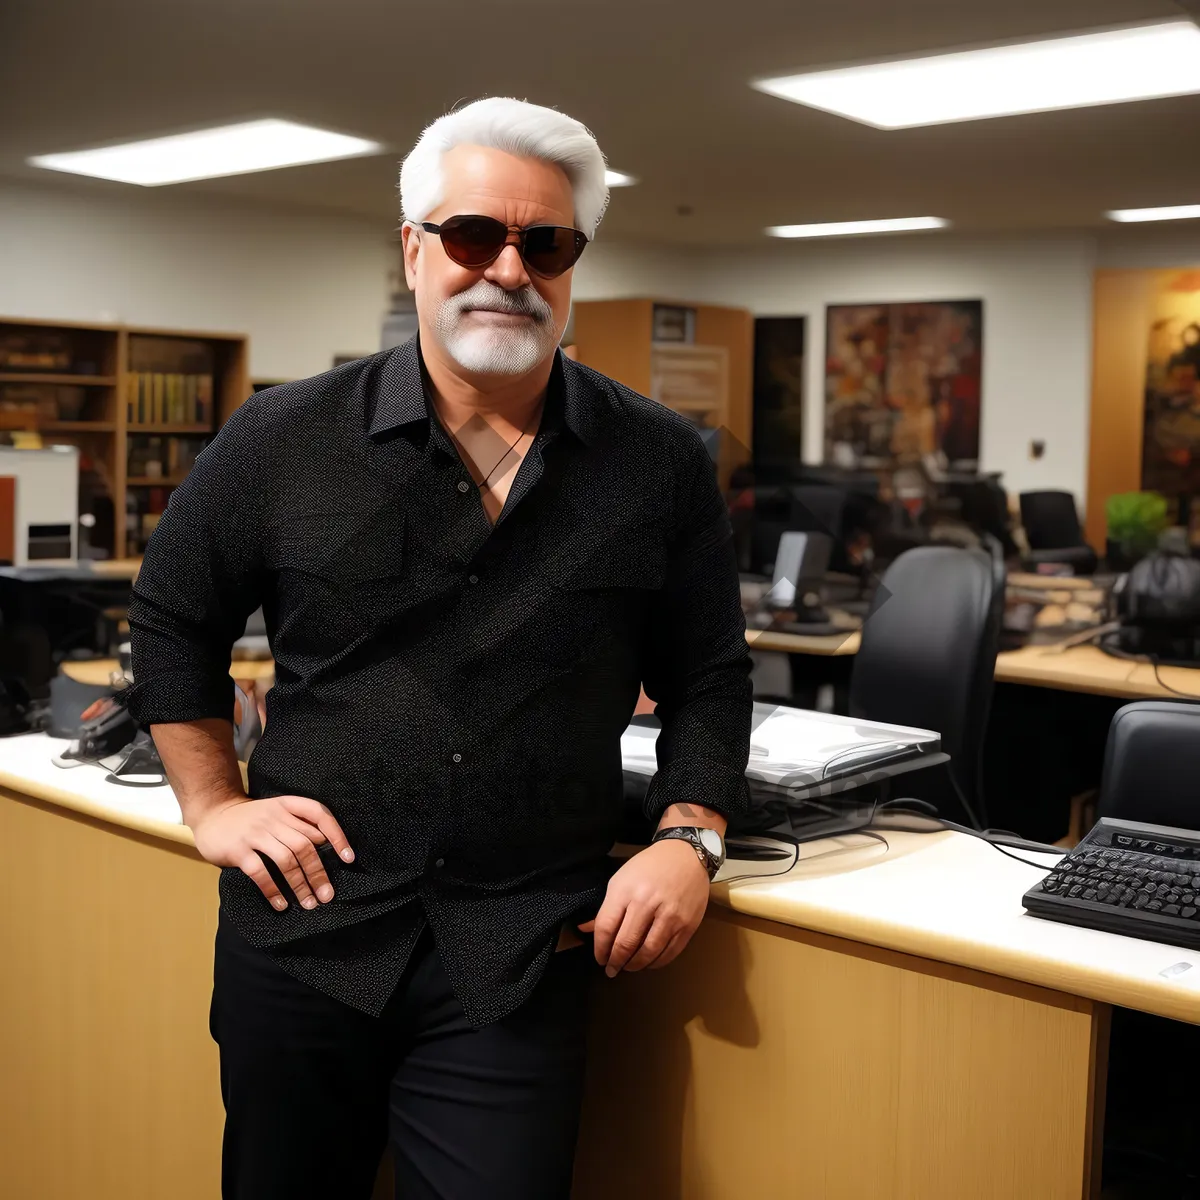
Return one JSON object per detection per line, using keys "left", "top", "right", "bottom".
{"left": 530, "top": 524, "right": 668, "bottom": 674}
{"left": 266, "top": 509, "right": 409, "bottom": 643}
{"left": 553, "top": 519, "right": 668, "bottom": 594}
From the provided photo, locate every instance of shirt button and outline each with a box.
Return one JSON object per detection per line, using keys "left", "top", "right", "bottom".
{"left": 451, "top": 752, "right": 462, "bottom": 763}
{"left": 434, "top": 857, "right": 445, "bottom": 868}
{"left": 456, "top": 480, "right": 470, "bottom": 494}
{"left": 468, "top": 574, "right": 479, "bottom": 584}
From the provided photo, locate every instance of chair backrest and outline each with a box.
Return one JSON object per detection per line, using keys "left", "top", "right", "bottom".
{"left": 787, "top": 485, "right": 852, "bottom": 572}
{"left": 1097, "top": 701, "right": 1200, "bottom": 829}
{"left": 849, "top": 545, "right": 1001, "bottom": 825}
{"left": 1020, "top": 490, "right": 1084, "bottom": 551}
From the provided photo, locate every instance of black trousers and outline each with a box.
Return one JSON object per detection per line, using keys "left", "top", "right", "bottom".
{"left": 209, "top": 910, "right": 595, "bottom": 1200}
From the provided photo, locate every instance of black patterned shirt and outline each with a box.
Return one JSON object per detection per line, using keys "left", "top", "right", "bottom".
{"left": 120, "top": 337, "right": 752, "bottom": 1024}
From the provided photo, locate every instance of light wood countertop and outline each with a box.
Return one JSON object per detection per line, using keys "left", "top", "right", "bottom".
{"left": 715, "top": 829, "right": 1200, "bottom": 1025}
{"left": 4, "top": 737, "right": 1199, "bottom": 1024}
{"left": 745, "top": 628, "right": 1200, "bottom": 700}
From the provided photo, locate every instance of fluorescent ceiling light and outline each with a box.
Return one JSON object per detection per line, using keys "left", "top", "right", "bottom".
{"left": 1107, "top": 204, "right": 1200, "bottom": 223}
{"left": 753, "top": 20, "right": 1200, "bottom": 129}
{"left": 766, "top": 216, "right": 948, "bottom": 239}
{"left": 605, "top": 170, "right": 637, "bottom": 187}
{"left": 28, "top": 119, "right": 382, "bottom": 186}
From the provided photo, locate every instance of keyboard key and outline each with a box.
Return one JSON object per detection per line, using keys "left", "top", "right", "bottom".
{"left": 1165, "top": 904, "right": 1181, "bottom": 916}
{"left": 1184, "top": 907, "right": 1198, "bottom": 919}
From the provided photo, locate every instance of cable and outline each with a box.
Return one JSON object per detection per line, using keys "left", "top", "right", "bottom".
{"left": 1152, "top": 659, "right": 1200, "bottom": 700}
{"left": 721, "top": 792, "right": 887, "bottom": 883}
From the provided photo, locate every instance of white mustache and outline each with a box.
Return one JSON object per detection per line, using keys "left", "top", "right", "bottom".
{"left": 445, "top": 281, "right": 551, "bottom": 324}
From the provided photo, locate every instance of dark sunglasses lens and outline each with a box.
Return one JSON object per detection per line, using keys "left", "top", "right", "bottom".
{"left": 438, "top": 216, "right": 507, "bottom": 267}
{"left": 521, "top": 226, "right": 586, "bottom": 278}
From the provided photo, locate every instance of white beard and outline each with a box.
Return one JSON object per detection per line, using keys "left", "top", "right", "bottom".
{"left": 433, "top": 281, "right": 560, "bottom": 376}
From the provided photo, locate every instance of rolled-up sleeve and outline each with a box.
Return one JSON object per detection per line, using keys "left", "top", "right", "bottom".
{"left": 118, "top": 400, "right": 266, "bottom": 727}
{"left": 640, "top": 433, "right": 754, "bottom": 823}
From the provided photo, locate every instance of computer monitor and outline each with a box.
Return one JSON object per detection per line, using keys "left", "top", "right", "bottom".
{"left": 766, "top": 531, "right": 832, "bottom": 607}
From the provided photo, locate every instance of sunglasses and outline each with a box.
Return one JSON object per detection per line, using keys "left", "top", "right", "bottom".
{"left": 418, "top": 215, "right": 588, "bottom": 279}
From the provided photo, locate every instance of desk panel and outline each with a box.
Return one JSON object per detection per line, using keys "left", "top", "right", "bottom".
{"left": 0, "top": 789, "right": 222, "bottom": 1200}
{"left": 575, "top": 906, "right": 1105, "bottom": 1200}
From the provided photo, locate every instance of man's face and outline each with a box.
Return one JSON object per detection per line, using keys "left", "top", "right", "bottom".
{"left": 402, "top": 144, "right": 577, "bottom": 379}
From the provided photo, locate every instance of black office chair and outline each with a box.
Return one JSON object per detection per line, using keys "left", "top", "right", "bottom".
{"left": 1096, "top": 701, "right": 1200, "bottom": 829}
{"left": 787, "top": 485, "right": 855, "bottom": 574}
{"left": 848, "top": 546, "right": 1002, "bottom": 828}
{"left": 1019, "top": 490, "right": 1098, "bottom": 576}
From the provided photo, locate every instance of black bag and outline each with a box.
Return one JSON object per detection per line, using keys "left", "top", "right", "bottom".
{"left": 1113, "top": 550, "right": 1200, "bottom": 663}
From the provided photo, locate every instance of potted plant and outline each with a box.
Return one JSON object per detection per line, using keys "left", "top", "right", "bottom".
{"left": 1105, "top": 491, "right": 1169, "bottom": 570}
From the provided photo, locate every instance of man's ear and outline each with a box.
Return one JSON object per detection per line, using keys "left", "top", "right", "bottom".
{"left": 401, "top": 222, "right": 420, "bottom": 290}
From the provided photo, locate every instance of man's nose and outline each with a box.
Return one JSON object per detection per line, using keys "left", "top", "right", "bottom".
{"left": 484, "top": 241, "right": 531, "bottom": 290}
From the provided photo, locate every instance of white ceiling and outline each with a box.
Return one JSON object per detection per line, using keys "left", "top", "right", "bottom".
{"left": 4, "top": 0, "right": 1200, "bottom": 246}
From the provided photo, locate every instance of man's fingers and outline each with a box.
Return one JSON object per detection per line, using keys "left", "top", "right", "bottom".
{"left": 590, "top": 901, "right": 627, "bottom": 968}
{"left": 274, "top": 825, "right": 334, "bottom": 905}
{"left": 238, "top": 851, "right": 289, "bottom": 911}
{"left": 647, "top": 930, "right": 689, "bottom": 970}
{"left": 280, "top": 796, "right": 355, "bottom": 862}
{"left": 604, "top": 905, "right": 656, "bottom": 978}
{"left": 576, "top": 919, "right": 596, "bottom": 933}
{"left": 622, "top": 916, "right": 676, "bottom": 973}
{"left": 257, "top": 833, "right": 318, "bottom": 910}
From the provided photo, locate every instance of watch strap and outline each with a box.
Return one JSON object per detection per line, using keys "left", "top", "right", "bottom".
{"left": 652, "top": 825, "right": 723, "bottom": 880}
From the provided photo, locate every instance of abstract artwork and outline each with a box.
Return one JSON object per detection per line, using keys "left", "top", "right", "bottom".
{"left": 824, "top": 300, "right": 983, "bottom": 468}
{"left": 1142, "top": 269, "right": 1200, "bottom": 513}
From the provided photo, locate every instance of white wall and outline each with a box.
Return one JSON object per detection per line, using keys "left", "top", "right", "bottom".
{"left": 691, "top": 234, "right": 1098, "bottom": 500}
{"left": 572, "top": 240, "right": 705, "bottom": 302}
{"left": 0, "top": 179, "right": 709, "bottom": 381}
{"left": 0, "top": 179, "right": 395, "bottom": 381}
{"left": 7, "top": 171, "right": 1200, "bottom": 506}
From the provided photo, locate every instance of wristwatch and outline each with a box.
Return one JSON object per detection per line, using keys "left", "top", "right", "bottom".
{"left": 652, "top": 826, "right": 726, "bottom": 881}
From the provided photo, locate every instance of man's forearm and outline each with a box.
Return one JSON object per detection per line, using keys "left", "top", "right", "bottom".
{"left": 150, "top": 719, "right": 246, "bottom": 830}
{"left": 656, "top": 801, "right": 726, "bottom": 838}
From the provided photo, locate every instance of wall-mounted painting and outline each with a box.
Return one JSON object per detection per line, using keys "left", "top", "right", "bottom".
{"left": 824, "top": 300, "right": 983, "bottom": 468}
{"left": 1142, "top": 269, "right": 1200, "bottom": 513}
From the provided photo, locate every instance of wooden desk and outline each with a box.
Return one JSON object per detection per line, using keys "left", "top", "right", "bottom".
{"left": 6, "top": 740, "right": 1199, "bottom": 1199}
{"left": 746, "top": 626, "right": 861, "bottom": 657}
{"left": 61, "top": 658, "right": 277, "bottom": 687}
{"left": 747, "top": 628, "right": 1200, "bottom": 701}
{"left": 577, "top": 832, "right": 1200, "bottom": 1200}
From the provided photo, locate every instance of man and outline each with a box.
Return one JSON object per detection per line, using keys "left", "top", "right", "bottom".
{"left": 121, "top": 96, "right": 752, "bottom": 1199}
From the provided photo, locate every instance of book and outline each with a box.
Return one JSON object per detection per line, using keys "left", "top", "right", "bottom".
{"left": 196, "top": 375, "right": 213, "bottom": 425}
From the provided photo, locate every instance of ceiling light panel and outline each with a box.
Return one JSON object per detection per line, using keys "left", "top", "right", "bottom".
{"left": 28, "top": 119, "right": 382, "bottom": 185}
{"left": 754, "top": 21, "right": 1200, "bottom": 129}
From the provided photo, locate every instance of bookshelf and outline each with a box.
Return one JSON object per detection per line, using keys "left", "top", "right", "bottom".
{"left": 0, "top": 317, "right": 248, "bottom": 560}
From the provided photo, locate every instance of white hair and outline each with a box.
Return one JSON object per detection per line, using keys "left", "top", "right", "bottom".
{"left": 400, "top": 97, "right": 609, "bottom": 239}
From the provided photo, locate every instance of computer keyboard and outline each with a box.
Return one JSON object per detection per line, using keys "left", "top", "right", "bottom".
{"left": 1023, "top": 817, "right": 1200, "bottom": 950}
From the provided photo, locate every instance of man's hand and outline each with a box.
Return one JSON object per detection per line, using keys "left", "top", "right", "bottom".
{"left": 191, "top": 794, "right": 354, "bottom": 913}
{"left": 579, "top": 838, "right": 710, "bottom": 977}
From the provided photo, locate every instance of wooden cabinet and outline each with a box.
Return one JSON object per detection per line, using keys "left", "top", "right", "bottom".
{"left": 571, "top": 299, "right": 753, "bottom": 488}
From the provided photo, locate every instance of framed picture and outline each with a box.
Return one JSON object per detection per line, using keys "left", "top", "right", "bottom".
{"left": 1141, "top": 268, "right": 1200, "bottom": 514}
{"left": 824, "top": 300, "right": 983, "bottom": 468}
{"left": 652, "top": 304, "right": 695, "bottom": 344}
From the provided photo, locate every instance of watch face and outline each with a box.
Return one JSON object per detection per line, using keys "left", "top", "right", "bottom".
{"left": 698, "top": 827, "right": 724, "bottom": 862}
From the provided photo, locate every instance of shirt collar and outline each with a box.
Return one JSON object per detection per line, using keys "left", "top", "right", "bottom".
{"left": 368, "top": 335, "right": 604, "bottom": 448}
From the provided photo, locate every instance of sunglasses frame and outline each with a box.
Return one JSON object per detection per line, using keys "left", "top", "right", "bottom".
{"left": 415, "top": 215, "right": 588, "bottom": 279}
